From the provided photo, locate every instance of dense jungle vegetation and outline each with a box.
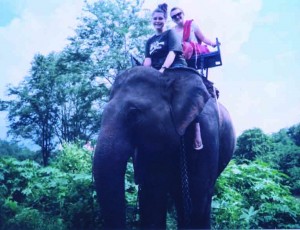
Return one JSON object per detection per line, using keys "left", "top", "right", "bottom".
{"left": 0, "top": 126, "right": 300, "bottom": 229}
{"left": 0, "top": 0, "right": 299, "bottom": 229}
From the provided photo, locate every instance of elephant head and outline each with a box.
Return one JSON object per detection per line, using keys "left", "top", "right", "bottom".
{"left": 93, "top": 66, "right": 235, "bottom": 228}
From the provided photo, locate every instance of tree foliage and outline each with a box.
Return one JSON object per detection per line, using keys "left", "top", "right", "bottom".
{"left": 6, "top": 54, "right": 58, "bottom": 166}
{"left": 68, "top": 0, "right": 152, "bottom": 86}
{"left": 0, "top": 139, "right": 37, "bottom": 161}
{"left": 287, "top": 123, "right": 300, "bottom": 146}
{"left": 234, "top": 128, "right": 273, "bottom": 162}
{"left": 0, "top": 0, "right": 152, "bottom": 165}
{"left": 52, "top": 49, "right": 108, "bottom": 144}
{"left": 234, "top": 127, "right": 300, "bottom": 195}
{"left": 270, "top": 128, "right": 300, "bottom": 194}
{"left": 4, "top": 52, "right": 108, "bottom": 166}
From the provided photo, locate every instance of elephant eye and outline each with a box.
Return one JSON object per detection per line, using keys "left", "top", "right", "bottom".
{"left": 126, "top": 106, "right": 142, "bottom": 124}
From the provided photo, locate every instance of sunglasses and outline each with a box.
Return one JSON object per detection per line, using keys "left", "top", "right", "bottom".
{"left": 171, "top": 12, "right": 182, "bottom": 20}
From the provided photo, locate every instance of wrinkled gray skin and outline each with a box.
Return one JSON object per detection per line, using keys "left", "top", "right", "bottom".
{"left": 93, "top": 66, "right": 235, "bottom": 229}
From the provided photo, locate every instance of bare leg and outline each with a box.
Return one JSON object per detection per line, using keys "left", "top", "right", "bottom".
{"left": 194, "top": 122, "right": 203, "bottom": 150}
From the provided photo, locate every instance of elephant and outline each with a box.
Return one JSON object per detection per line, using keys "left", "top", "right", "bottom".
{"left": 93, "top": 66, "right": 235, "bottom": 229}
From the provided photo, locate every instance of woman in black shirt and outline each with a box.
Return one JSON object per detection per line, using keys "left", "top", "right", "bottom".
{"left": 143, "top": 3, "right": 186, "bottom": 73}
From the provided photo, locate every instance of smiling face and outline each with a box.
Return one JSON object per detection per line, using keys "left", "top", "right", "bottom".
{"left": 170, "top": 8, "right": 184, "bottom": 26}
{"left": 152, "top": 12, "right": 166, "bottom": 33}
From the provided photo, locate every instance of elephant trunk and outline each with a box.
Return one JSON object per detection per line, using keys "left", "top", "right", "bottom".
{"left": 93, "top": 116, "right": 133, "bottom": 228}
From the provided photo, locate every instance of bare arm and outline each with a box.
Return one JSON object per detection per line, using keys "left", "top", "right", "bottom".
{"left": 143, "top": 57, "right": 152, "bottom": 67}
{"left": 193, "top": 23, "right": 218, "bottom": 47}
{"left": 159, "top": 51, "right": 176, "bottom": 73}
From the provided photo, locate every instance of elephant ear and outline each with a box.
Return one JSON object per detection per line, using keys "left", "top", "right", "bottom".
{"left": 164, "top": 68, "right": 210, "bottom": 136}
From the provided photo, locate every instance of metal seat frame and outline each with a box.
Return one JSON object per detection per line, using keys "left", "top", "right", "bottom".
{"left": 186, "top": 38, "right": 222, "bottom": 78}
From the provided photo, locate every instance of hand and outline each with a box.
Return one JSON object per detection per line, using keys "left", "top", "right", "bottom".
{"left": 212, "top": 41, "right": 221, "bottom": 47}
{"left": 159, "top": 67, "right": 167, "bottom": 73}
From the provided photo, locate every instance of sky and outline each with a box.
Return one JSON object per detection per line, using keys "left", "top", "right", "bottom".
{"left": 0, "top": 0, "right": 300, "bottom": 141}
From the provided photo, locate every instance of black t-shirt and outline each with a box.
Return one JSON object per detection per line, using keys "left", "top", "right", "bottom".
{"left": 145, "top": 29, "right": 187, "bottom": 70}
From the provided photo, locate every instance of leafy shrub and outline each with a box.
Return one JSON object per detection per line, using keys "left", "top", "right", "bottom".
{"left": 1, "top": 143, "right": 299, "bottom": 229}
{"left": 213, "top": 160, "right": 300, "bottom": 229}
{"left": 52, "top": 142, "right": 93, "bottom": 174}
{"left": 0, "top": 143, "right": 100, "bottom": 229}
{"left": 235, "top": 127, "right": 300, "bottom": 196}
{"left": 1, "top": 202, "right": 65, "bottom": 230}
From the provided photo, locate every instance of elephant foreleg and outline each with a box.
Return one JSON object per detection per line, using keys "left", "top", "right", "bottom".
{"left": 139, "top": 182, "right": 168, "bottom": 228}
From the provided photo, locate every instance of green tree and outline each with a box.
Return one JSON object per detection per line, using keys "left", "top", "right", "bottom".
{"left": 52, "top": 47, "right": 108, "bottom": 144}
{"left": 0, "top": 139, "right": 37, "bottom": 161}
{"left": 270, "top": 128, "right": 300, "bottom": 194}
{"left": 234, "top": 128, "right": 273, "bottom": 162}
{"left": 234, "top": 127, "right": 300, "bottom": 194}
{"left": 6, "top": 54, "right": 58, "bottom": 166}
{"left": 287, "top": 123, "right": 300, "bottom": 146}
{"left": 1, "top": 0, "right": 152, "bottom": 164}
{"left": 49, "top": 0, "right": 152, "bottom": 143}
{"left": 74, "top": 0, "right": 152, "bottom": 83}
{"left": 2, "top": 51, "right": 108, "bottom": 165}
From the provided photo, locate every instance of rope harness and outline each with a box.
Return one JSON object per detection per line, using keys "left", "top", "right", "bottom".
{"left": 167, "top": 98, "right": 193, "bottom": 226}
{"left": 179, "top": 136, "right": 193, "bottom": 226}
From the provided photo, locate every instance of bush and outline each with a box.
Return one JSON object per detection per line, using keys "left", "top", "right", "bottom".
{"left": 52, "top": 142, "right": 93, "bottom": 174}
{"left": 0, "top": 143, "right": 100, "bottom": 229}
{"left": 213, "top": 160, "right": 300, "bottom": 229}
{"left": 1, "top": 144, "right": 299, "bottom": 229}
{"left": 1, "top": 202, "right": 65, "bottom": 230}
